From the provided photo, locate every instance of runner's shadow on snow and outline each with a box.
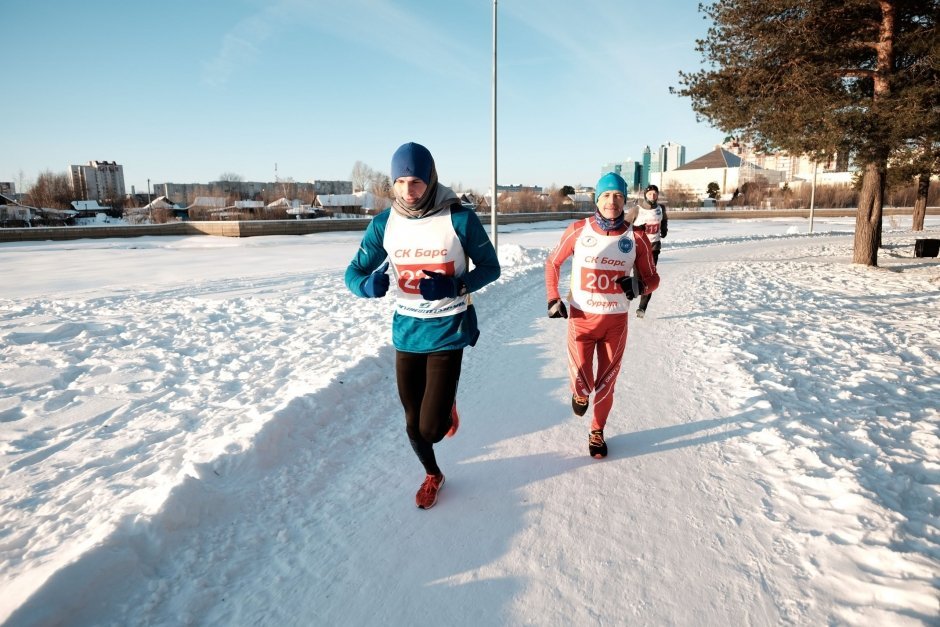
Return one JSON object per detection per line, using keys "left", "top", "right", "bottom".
{"left": 668, "top": 281, "right": 940, "bottom": 603}
{"left": 457, "top": 274, "right": 569, "bottom": 446}
{"left": 385, "top": 450, "right": 585, "bottom": 621}
{"left": 605, "top": 404, "right": 775, "bottom": 460}
{"left": 413, "top": 405, "right": 777, "bottom": 610}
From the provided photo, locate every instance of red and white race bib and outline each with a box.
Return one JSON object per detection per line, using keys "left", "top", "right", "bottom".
{"left": 569, "top": 220, "right": 637, "bottom": 314}
{"left": 384, "top": 208, "right": 469, "bottom": 318}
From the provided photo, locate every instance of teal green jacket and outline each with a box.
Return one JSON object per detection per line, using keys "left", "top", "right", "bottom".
{"left": 345, "top": 204, "right": 501, "bottom": 352}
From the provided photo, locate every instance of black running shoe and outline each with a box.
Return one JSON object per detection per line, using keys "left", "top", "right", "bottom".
{"left": 589, "top": 429, "right": 608, "bottom": 458}
{"left": 572, "top": 394, "right": 589, "bottom": 416}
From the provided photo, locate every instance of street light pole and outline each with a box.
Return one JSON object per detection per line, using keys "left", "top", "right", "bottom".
{"left": 491, "top": 0, "right": 498, "bottom": 250}
{"left": 147, "top": 178, "right": 152, "bottom": 223}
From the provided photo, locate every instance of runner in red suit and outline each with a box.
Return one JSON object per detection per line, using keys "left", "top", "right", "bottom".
{"left": 545, "top": 172, "right": 660, "bottom": 458}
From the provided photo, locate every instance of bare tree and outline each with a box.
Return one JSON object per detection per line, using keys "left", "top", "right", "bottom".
{"left": 365, "top": 170, "right": 393, "bottom": 210}
{"left": 351, "top": 161, "right": 373, "bottom": 193}
{"left": 663, "top": 183, "right": 698, "bottom": 209}
{"left": 218, "top": 172, "right": 243, "bottom": 182}
{"left": 153, "top": 206, "right": 175, "bottom": 224}
{"left": 367, "top": 171, "right": 390, "bottom": 195}
{"left": 27, "top": 171, "right": 73, "bottom": 209}
{"left": 276, "top": 177, "right": 297, "bottom": 201}
{"left": 296, "top": 186, "right": 317, "bottom": 205}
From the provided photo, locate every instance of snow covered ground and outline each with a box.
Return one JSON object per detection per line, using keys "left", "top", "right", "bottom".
{"left": 1, "top": 216, "right": 938, "bottom": 626}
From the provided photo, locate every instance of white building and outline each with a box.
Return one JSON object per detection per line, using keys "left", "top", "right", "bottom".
{"left": 315, "top": 194, "right": 364, "bottom": 215}
{"left": 723, "top": 142, "right": 854, "bottom": 187}
{"left": 658, "top": 142, "right": 687, "bottom": 172}
{"left": 69, "top": 161, "right": 126, "bottom": 203}
{"left": 659, "top": 146, "right": 786, "bottom": 197}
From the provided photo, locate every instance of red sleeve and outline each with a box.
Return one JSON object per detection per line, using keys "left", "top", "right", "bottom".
{"left": 633, "top": 229, "right": 660, "bottom": 295}
{"left": 545, "top": 221, "right": 583, "bottom": 301}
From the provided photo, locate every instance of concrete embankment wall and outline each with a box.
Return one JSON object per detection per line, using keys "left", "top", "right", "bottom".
{"left": 0, "top": 207, "right": 935, "bottom": 242}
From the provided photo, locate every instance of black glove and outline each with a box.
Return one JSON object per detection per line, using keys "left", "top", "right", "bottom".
{"left": 547, "top": 299, "right": 568, "bottom": 318}
{"left": 616, "top": 275, "right": 645, "bottom": 300}
{"left": 419, "top": 270, "right": 458, "bottom": 300}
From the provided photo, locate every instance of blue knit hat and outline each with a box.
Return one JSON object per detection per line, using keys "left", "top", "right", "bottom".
{"left": 596, "top": 172, "right": 628, "bottom": 199}
{"left": 391, "top": 142, "right": 435, "bottom": 183}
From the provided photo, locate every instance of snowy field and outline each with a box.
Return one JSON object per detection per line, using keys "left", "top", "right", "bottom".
{"left": 1, "top": 216, "right": 938, "bottom": 626}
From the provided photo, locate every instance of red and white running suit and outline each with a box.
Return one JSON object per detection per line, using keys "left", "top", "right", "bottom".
{"left": 545, "top": 218, "right": 660, "bottom": 430}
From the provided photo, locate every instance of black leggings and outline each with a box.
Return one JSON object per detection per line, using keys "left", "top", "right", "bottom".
{"left": 396, "top": 349, "right": 463, "bottom": 476}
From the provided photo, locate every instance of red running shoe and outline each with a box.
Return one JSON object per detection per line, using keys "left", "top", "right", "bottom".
{"left": 446, "top": 403, "right": 459, "bottom": 437}
{"left": 416, "top": 473, "right": 445, "bottom": 509}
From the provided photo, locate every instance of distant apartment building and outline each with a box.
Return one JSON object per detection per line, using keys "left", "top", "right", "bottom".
{"left": 153, "top": 179, "right": 353, "bottom": 204}
{"left": 641, "top": 146, "right": 652, "bottom": 190}
{"left": 69, "top": 161, "right": 126, "bottom": 202}
{"left": 601, "top": 161, "right": 642, "bottom": 192}
{"left": 723, "top": 140, "right": 851, "bottom": 182}
{"left": 496, "top": 184, "right": 543, "bottom": 194}
{"left": 639, "top": 142, "right": 687, "bottom": 190}
{"left": 0, "top": 182, "right": 15, "bottom": 196}
{"left": 658, "top": 142, "right": 687, "bottom": 173}
{"left": 648, "top": 157, "right": 661, "bottom": 182}
{"left": 601, "top": 144, "right": 672, "bottom": 194}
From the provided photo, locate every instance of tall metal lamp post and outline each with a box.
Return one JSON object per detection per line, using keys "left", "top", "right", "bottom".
{"left": 147, "top": 178, "right": 153, "bottom": 223}
{"left": 491, "top": 0, "right": 498, "bottom": 250}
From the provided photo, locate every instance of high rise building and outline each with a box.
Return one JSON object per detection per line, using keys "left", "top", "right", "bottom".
{"left": 600, "top": 160, "right": 642, "bottom": 192}
{"left": 606, "top": 143, "right": 685, "bottom": 193}
{"left": 69, "top": 161, "right": 126, "bottom": 202}
{"left": 658, "top": 142, "right": 686, "bottom": 172}
{"left": 601, "top": 162, "right": 622, "bottom": 176}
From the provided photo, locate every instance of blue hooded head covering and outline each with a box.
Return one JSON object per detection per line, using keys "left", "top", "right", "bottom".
{"left": 593, "top": 172, "right": 628, "bottom": 232}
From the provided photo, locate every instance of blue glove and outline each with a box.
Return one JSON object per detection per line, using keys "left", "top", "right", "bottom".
{"left": 362, "top": 261, "right": 390, "bottom": 298}
{"left": 419, "top": 270, "right": 458, "bottom": 300}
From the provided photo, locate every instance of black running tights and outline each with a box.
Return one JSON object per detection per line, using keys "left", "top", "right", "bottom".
{"left": 396, "top": 349, "right": 463, "bottom": 476}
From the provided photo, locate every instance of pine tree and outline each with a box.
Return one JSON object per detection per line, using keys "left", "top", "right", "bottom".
{"left": 676, "top": 0, "right": 939, "bottom": 266}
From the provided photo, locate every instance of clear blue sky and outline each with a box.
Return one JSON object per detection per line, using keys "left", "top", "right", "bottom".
{"left": 4, "top": 0, "right": 727, "bottom": 194}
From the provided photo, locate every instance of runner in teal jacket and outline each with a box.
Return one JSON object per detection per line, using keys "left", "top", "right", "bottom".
{"left": 344, "top": 142, "right": 500, "bottom": 510}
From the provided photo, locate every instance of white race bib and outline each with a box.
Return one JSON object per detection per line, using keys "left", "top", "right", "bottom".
{"left": 569, "top": 220, "right": 637, "bottom": 314}
{"left": 384, "top": 208, "right": 469, "bottom": 318}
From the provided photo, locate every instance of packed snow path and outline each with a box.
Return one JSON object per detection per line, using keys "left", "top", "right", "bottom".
{"left": 1, "top": 222, "right": 937, "bottom": 625}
